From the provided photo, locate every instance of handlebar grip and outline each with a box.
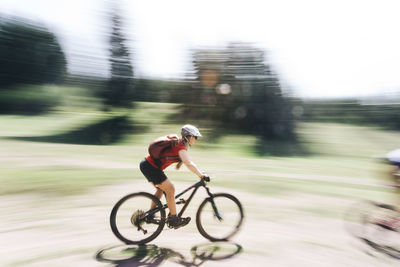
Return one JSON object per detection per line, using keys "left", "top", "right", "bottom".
{"left": 203, "top": 175, "right": 210, "bottom": 182}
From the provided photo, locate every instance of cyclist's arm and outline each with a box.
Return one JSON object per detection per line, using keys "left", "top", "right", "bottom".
{"left": 178, "top": 149, "right": 205, "bottom": 178}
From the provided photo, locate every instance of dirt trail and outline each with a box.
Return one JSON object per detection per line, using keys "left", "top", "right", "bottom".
{"left": 0, "top": 181, "right": 397, "bottom": 266}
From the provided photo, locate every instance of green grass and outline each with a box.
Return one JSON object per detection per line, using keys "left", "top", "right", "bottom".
{"left": 0, "top": 101, "right": 399, "bottom": 203}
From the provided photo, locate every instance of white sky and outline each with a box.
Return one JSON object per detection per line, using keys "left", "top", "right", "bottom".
{"left": 1, "top": 0, "right": 400, "bottom": 98}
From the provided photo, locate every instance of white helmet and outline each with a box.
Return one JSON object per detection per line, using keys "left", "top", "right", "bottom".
{"left": 181, "top": 124, "right": 202, "bottom": 138}
{"left": 386, "top": 149, "right": 400, "bottom": 163}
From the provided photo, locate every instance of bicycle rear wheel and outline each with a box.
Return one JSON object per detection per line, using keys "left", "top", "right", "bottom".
{"left": 196, "top": 193, "right": 244, "bottom": 241}
{"left": 110, "top": 192, "right": 166, "bottom": 244}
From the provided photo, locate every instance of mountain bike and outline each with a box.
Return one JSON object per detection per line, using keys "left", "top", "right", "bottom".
{"left": 110, "top": 177, "right": 244, "bottom": 245}
{"left": 344, "top": 200, "right": 400, "bottom": 259}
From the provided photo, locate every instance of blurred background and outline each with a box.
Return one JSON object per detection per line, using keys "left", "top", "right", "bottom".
{"left": 1, "top": 0, "right": 400, "bottom": 266}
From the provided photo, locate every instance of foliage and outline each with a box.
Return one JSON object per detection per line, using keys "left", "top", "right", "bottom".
{"left": 135, "top": 78, "right": 191, "bottom": 103}
{"left": 64, "top": 74, "right": 106, "bottom": 95}
{"left": 10, "top": 114, "right": 140, "bottom": 145}
{"left": 101, "top": 9, "right": 134, "bottom": 110}
{"left": 302, "top": 100, "right": 400, "bottom": 130}
{"left": 181, "top": 42, "right": 296, "bottom": 142}
{"left": 0, "top": 16, "right": 66, "bottom": 86}
{"left": 0, "top": 85, "right": 61, "bottom": 114}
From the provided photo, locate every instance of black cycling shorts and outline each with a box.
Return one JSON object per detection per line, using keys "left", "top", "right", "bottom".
{"left": 140, "top": 158, "right": 167, "bottom": 185}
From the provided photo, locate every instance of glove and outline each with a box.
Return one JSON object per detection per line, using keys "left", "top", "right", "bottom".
{"left": 202, "top": 175, "right": 210, "bottom": 182}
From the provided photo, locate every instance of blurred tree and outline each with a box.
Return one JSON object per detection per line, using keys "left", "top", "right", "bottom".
{"left": 0, "top": 17, "right": 67, "bottom": 86}
{"left": 135, "top": 78, "right": 190, "bottom": 103}
{"left": 102, "top": 9, "right": 134, "bottom": 110}
{"left": 183, "top": 42, "right": 295, "bottom": 141}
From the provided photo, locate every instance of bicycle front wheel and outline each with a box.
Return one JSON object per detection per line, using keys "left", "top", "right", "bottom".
{"left": 196, "top": 193, "right": 244, "bottom": 241}
{"left": 360, "top": 201, "right": 400, "bottom": 259}
{"left": 110, "top": 192, "right": 166, "bottom": 244}
{"left": 344, "top": 200, "right": 400, "bottom": 259}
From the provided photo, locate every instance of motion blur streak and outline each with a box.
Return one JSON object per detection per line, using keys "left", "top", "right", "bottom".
{"left": 1, "top": 1, "right": 400, "bottom": 266}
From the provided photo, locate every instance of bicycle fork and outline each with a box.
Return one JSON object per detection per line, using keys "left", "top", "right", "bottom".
{"left": 210, "top": 199, "right": 223, "bottom": 221}
{"left": 205, "top": 186, "right": 223, "bottom": 221}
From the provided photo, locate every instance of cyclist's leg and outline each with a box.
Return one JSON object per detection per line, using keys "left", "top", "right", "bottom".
{"left": 394, "top": 167, "right": 400, "bottom": 208}
{"left": 151, "top": 185, "right": 163, "bottom": 209}
{"left": 156, "top": 179, "right": 177, "bottom": 215}
{"left": 157, "top": 180, "right": 191, "bottom": 228}
{"left": 388, "top": 164, "right": 400, "bottom": 208}
{"left": 140, "top": 159, "right": 168, "bottom": 210}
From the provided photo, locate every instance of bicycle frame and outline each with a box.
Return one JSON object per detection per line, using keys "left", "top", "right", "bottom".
{"left": 147, "top": 179, "right": 222, "bottom": 221}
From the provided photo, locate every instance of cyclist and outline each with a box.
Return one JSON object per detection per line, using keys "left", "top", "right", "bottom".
{"left": 139, "top": 124, "right": 208, "bottom": 229}
{"left": 386, "top": 148, "right": 400, "bottom": 190}
{"left": 370, "top": 148, "right": 400, "bottom": 230}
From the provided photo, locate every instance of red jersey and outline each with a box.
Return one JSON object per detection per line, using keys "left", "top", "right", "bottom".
{"left": 146, "top": 140, "right": 187, "bottom": 170}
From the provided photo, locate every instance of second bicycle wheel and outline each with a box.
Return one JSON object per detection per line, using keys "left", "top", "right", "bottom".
{"left": 360, "top": 201, "right": 400, "bottom": 259}
{"left": 110, "top": 192, "right": 166, "bottom": 245}
{"left": 196, "top": 193, "right": 244, "bottom": 241}
{"left": 344, "top": 200, "right": 400, "bottom": 259}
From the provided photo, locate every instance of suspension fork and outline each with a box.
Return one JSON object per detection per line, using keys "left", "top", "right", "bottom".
{"left": 204, "top": 185, "right": 223, "bottom": 221}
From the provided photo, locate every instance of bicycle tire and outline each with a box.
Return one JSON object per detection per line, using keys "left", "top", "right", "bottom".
{"left": 345, "top": 200, "right": 400, "bottom": 259}
{"left": 360, "top": 201, "right": 400, "bottom": 259}
{"left": 110, "top": 192, "right": 166, "bottom": 244}
{"left": 196, "top": 193, "right": 244, "bottom": 241}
